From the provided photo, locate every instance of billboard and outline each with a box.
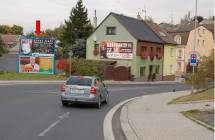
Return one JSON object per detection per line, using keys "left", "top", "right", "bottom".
{"left": 100, "top": 42, "right": 133, "bottom": 60}
{"left": 19, "top": 56, "right": 54, "bottom": 74}
{"left": 18, "top": 36, "right": 55, "bottom": 74}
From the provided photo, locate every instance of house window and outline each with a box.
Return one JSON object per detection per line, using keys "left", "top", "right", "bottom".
{"left": 198, "top": 28, "right": 200, "bottom": 34}
{"left": 178, "top": 49, "right": 183, "bottom": 58}
{"left": 94, "top": 44, "right": 99, "bottom": 49}
{"left": 106, "top": 27, "right": 116, "bottom": 35}
{"left": 177, "top": 62, "right": 181, "bottom": 71}
{"left": 203, "top": 29, "right": 205, "bottom": 34}
{"left": 156, "top": 47, "right": 161, "bottom": 53}
{"left": 140, "top": 67, "right": 146, "bottom": 77}
{"left": 202, "top": 40, "right": 205, "bottom": 46}
{"left": 150, "top": 47, "right": 153, "bottom": 52}
{"left": 169, "top": 64, "right": 173, "bottom": 75}
{"left": 141, "top": 46, "right": 147, "bottom": 52}
{"left": 197, "top": 39, "right": 200, "bottom": 46}
{"left": 170, "top": 48, "right": 174, "bottom": 57}
{"left": 174, "top": 35, "right": 181, "bottom": 44}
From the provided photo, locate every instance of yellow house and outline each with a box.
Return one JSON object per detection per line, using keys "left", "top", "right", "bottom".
{"left": 145, "top": 21, "right": 177, "bottom": 80}
{"left": 163, "top": 44, "right": 177, "bottom": 80}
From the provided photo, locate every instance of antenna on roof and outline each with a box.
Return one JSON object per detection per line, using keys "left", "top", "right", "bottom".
{"left": 137, "top": 11, "right": 142, "bottom": 20}
{"left": 170, "top": 12, "right": 174, "bottom": 25}
{"left": 142, "top": 6, "right": 147, "bottom": 20}
{"left": 93, "top": 10, "right": 97, "bottom": 28}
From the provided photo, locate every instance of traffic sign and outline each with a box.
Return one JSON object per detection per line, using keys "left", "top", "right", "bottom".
{"left": 190, "top": 54, "right": 197, "bottom": 66}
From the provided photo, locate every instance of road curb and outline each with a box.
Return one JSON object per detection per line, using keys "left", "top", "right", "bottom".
{"left": 103, "top": 96, "right": 141, "bottom": 140}
{"left": 182, "top": 112, "right": 214, "bottom": 131}
{"left": 120, "top": 102, "right": 141, "bottom": 140}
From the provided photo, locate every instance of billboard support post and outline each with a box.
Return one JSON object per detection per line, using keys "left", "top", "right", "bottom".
{"left": 69, "top": 51, "right": 73, "bottom": 76}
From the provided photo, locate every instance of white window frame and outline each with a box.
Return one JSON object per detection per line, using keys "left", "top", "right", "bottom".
{"left": 170, "top": 48, "right": 174, "bottom": 57}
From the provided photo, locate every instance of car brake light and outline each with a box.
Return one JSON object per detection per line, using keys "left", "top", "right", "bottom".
{"left": 90, "top": 86, "right": 97, "bottom": 94}
{"left": 60, "top": 84, "right": 65, "bottom": 92}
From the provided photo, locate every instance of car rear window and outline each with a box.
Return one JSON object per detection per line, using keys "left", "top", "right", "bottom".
{"left": 66, "top": 77, "right": 92, "bottom": 86}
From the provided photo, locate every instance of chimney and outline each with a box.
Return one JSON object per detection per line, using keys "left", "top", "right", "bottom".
{"left": 93, "top": 10, "right": 97, "bottom": 28}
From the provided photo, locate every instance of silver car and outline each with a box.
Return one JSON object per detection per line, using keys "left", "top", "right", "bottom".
{"left": 60, "top": 76, "right": 109, "bottom": 109}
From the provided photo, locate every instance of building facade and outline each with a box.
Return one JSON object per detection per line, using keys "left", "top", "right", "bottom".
{"left": 86, "top": 13, "right": 164, "bottom": 81}
{"left": 185, "top": 25, "right": 214, "bottom": 69}
{"left": 0, "top": 34, "right": 20, "bottom": 54}
{"left": 165, "top": 23, "right": 214, "bottom": 75}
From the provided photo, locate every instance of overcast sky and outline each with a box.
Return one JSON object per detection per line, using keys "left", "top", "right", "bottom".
{"left": 0, "top": 0, "right": 213, "bottom": 33}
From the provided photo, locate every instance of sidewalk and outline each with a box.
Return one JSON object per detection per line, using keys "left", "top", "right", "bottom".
{"left": 120, "top": 91, "right": 214, "bottom": 140}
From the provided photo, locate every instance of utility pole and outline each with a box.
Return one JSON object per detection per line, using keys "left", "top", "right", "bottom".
{"left": 191, "top": 0, "right": 198, "bottom": 93}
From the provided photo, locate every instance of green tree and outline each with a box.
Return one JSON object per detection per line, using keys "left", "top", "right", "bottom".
{"left": 60, "top": 0, "right": 93, "bottom": 57}
{"left": 0, "top": 36, "right": 5, "bottom": 57}
{"left": 180, "top": 11, "right": 192, "bottom": 25}
{"left": 11, "top": 25, "right": 23, "bottom": 35}
{"left": 0, "top": 25, "right": 12, "bottom": 34}
{"left": 0, "top": 25, "right": 23, "bottom": 34}
{"left": 45, "top": 25, "right": 64, "bottom": 39}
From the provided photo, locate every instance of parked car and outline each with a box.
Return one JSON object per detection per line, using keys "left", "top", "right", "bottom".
{"left": 60, "top": 76, "right": 109, "bottom": 109}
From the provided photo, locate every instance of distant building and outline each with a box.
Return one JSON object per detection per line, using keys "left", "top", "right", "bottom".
{"left": 185, "top": 25, "right": 214, "bottom": 72}
{"left": 164, "top": 23, "right": 214, "bottom": 74}
{"left": 0, "top": 34, "right": 20, "bottom": 54}
{"left": 86, "top": 12, "right": 165, "bottom": 81}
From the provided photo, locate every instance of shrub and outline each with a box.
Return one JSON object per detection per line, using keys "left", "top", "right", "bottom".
{"left": 186, "top": 50, "right": 214, "bottom": 90}
{"left": 57, "top": 58, "right": 104, "bottom": 78}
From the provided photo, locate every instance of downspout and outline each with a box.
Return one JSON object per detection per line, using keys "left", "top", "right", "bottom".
{"left": 162, "top": 44, "right": 164, "bottom": 81}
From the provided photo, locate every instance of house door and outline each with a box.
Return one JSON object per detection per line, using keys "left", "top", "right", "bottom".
{"left": 148, "top": 65, "right": 153, "bottom": 81}
{"left": 140, "top": 67, "right": 146, "bottom": 77}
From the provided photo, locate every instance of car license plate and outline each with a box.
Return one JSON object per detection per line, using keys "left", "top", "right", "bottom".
{"left": 70, "top": 89, "right": 84, "bottom": 94}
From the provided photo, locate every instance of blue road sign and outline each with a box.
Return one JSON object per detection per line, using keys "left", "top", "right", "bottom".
{"left": 190, "top": 54, "right": 197, "bottom": 66}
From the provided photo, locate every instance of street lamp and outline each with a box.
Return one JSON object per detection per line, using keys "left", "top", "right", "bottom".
{"left": 191, "top": 0, "right": 198, "bottom": 93}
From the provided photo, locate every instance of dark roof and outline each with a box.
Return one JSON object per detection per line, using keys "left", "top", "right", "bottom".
{"left": 202, "top": 24, "right": 214, "bottom": 37}
{"left": 168, "top": 32, "right": 189, "bottom": 45}
{"left": 161, "top": 23, "right": 214, "bottom": 45}
{"left": 111, "top": 13, "right": 164, "bottom": 44}
{"left": 145, "top": 21, "right": 176, "bottom": 45}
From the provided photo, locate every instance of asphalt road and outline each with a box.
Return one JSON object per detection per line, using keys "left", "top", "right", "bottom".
{"left": 0, "top": 83, "right": 190, "bottom": 140}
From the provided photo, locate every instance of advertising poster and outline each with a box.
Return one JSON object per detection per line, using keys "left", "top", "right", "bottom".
{"left": 32, "top": 38, "right": 55, "bottom": 55}
{"left": 100, "top": 42, "right": 133, "bottom": 60}
{"left": 18, "top": 36, "right": 55, "bottom": 74}
{"left": 20, "top": 38, "right": 33, "bottom": 55}
{"left": 19, "top": 56, "right": 54, "bottom": 74}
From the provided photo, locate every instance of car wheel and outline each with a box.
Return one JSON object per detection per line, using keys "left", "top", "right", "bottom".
{"left": 104, "top": 93, "right": 109, "bottom": 104}
{"left": 62, "top": 100, "right": 68, "bottom": 107}
{"left": 97, "top": 96, "right": 101, "bottom": 109}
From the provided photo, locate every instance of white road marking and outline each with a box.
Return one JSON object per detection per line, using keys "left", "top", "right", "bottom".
{"left": 38, "top": 112, "right": 70, "bottom": 137}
